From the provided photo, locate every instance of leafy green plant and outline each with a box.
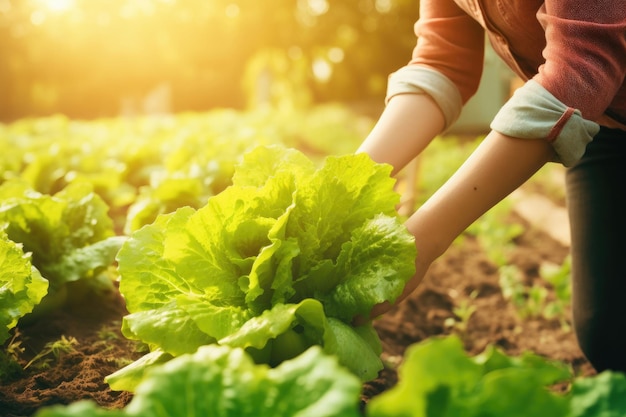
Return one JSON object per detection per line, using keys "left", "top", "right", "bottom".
{"left": 567, "top": 371, "right": 626, "bottom": 417}
{"left": 498, "top": 264, "right": 539, "bottom": 317}
{"left": 466, "top": 199, "right": 524, "bottom": 267}
{"left": 367, "top": 335, "right": 573, "bottom": 416}
{"left": 0, "top": 350, "right": 23, "bottom": 383}
{"left": 35, "top": 345, "right": 363, "bottom": 417}
{"left": 499, "top": 263, "right": 554, "bottom": 320}
{"left": 499, "top": 256, "right": 572, "bottom": 329}
{"left": 0, "top": 180, "right": 125, "bottom": 320}
{"left": 107, "top": 145, "right": 416, "bottom": 390}
{"left": 0, "top": 226, "right": 48, "bottom": 344}
{"left": 444, "top": 290, "right": 478, "bottom": 335}
{"left": 366, "top": 335, "right": 626, "bottom": 417}
{"left": 0, "top": 330, "right": 26, "bottom": 382}
{"left": 540, "top": 255, "right": 572, "bottom": 330}
{"left": 24, "top": 335, "right": 78, "bottom": 370}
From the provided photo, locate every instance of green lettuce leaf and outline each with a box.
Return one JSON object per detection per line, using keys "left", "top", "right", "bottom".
{"left": 106, "top": 350, "right": 173, "bottom": 393}
{"left": 0, "top": 227, "right": 48, "bottom": 343}
{"left": 307, "top": 214, "right": 416, "bottom": 322}
{"left": 38, "top": 345, "right": 362, "bottom": 417}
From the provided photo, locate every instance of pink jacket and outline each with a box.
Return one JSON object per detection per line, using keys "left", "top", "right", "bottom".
{"left": 387, "top": 0, "right": 626, "bottom": 165}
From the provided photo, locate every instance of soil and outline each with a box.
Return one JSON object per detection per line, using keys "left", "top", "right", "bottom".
{"left": 0, "top": 203, "right": 595, "bottom": 416}
{"left": 0, "top": 286, "right": 140, "bottom": 417}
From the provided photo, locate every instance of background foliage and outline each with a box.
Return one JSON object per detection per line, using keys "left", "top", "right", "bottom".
{"left": 0, "top": 0, "right": 418, "bottom": 121}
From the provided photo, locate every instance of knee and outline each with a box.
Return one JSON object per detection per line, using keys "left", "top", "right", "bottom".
{"left": 574, "top": 313, "right": 626, "bottom": 373}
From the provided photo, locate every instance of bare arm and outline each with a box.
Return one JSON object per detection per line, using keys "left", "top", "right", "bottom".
{"left": 357, "top": 93, "right": 445, "bottom": 175}
{"left": 367, "top": 129, "right": 555, "bottom": 319}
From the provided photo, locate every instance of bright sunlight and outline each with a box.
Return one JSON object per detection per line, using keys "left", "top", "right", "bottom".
{"left": 37, "top": 0, "right": 75, "bottom": 12}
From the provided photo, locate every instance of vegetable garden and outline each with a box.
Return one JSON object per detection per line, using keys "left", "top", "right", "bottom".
{"left": 1, "top": 106, "right": 625, "bottom": 416}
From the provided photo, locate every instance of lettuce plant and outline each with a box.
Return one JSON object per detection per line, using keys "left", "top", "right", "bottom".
{"left": 36, "top": 345, "right": 362, "bottom": 417}
{"left": 0, "top": 228, "right": 48, "bottom": 344}
{"left": 108, "top": 145, "right": 416, "bottom": 390}
{"left": 0, "top": 180, "right": 125, "bottom": 320}
{"left": 367, "top": 335, "right": 572, "bottom": 417}
{"left": 366, "top": 335, "right": 626, "bottom": 417}
{"left": 567, "top": 371, "right": 626, "bottom": 416}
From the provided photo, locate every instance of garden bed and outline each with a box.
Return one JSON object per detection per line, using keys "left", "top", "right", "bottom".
{"left": 0, "top": 112, "right": 599, "bottom": 416}
{"left": 0, "top": 208, "right": 593, "bottom": 416}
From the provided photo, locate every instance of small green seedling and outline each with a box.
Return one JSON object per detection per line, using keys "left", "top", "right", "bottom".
{"left": 444, "top": 290, "right": 478, "bottom": 335}
{"left": 539, "top": 255, "right": 572, "bottom": 331}
{"left": 0, "top": 330, "right": 26, "bottom": 381}
{"left": 24, "top": 335, "right": 78, "bottom": 370}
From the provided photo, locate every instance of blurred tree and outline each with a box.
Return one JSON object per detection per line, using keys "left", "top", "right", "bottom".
{"left": 0, "top": 0, "right": 418, "bottom": 120}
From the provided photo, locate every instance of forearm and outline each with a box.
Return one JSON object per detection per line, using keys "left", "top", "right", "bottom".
{"left": 402, "top": 131, "right": 554, "bottom": 295}
{"left": 357, "top": 93, "right": 445, "bottom": 175}
{"left": 365, "top": 130, "right": 554, "bottom": 320}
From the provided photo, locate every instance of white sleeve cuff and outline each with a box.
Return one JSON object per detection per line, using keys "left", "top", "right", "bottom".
{"left": 490, "top": 80, "right": 600, "bottom": 167}
{"left": 386, "top": 66, "right": 463, "bottom": 131}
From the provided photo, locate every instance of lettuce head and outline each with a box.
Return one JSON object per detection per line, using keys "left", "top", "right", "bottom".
{"left": 111, "top": 145, "right": 416, "bottom": 389}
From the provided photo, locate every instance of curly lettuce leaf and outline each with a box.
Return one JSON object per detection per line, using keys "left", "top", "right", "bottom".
{"left": 285, "top": 151, "right": 399, "bottom": 270}
{"left": 0, "top": 228, "right": 48, "bottom": 343}
{"left": 301, "top": 214, "right": 416, "bottom": 321}
{"left": 39, "top": 346, "right": 362, "bottom": 417}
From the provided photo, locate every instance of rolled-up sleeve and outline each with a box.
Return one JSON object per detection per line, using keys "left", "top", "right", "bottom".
{"left": 386, "top": 0, "right": 485, "bottom": 130}
{"left": 492, "top": 1, "right": 626, "bottom": 166}
{"left": 491, "top": 80, "right": 600, "bottom": 166}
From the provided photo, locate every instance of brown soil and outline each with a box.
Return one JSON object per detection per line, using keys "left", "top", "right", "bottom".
{"left": 0, "top": 212, "right": 594, "bottom": 417}
{"left": 0, "top": 286, "right": 141, "bottom": 417}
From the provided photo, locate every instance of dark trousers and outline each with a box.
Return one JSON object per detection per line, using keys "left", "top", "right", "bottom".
{"left": 566, "top": 126, "right": 626, "bottom": 373}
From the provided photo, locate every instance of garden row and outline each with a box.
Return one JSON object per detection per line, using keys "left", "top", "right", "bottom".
{"left": 1, "top": 107, "right": 625, "bottom": 416}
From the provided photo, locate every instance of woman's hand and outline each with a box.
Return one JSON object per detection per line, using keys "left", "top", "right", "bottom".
{"left": 355, "top": 252, "right": 433, "bottom": 324}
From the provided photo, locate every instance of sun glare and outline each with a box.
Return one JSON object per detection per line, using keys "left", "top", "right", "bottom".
{"left": 40, "top": 0, "right": 75, "bottom": 12}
